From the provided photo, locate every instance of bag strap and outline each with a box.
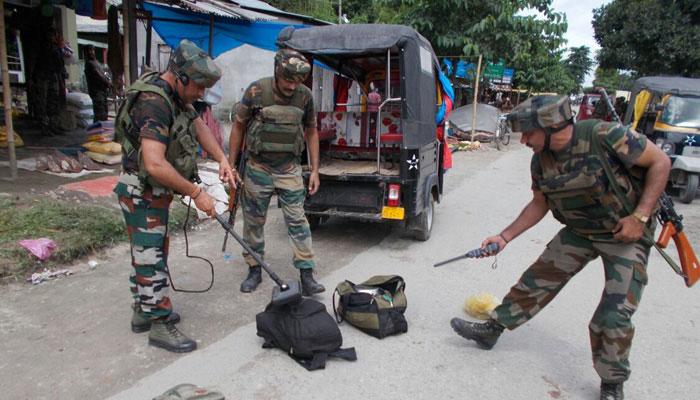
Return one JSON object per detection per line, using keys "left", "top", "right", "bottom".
{"left": 332, "top": 288, "right": 343, "bottom": 323}
{"left": 590, "top": 128, "right": 684, "bottom": 276}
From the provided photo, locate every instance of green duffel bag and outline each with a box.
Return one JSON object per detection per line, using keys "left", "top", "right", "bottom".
{"left": 332, "top": 275, "right": 408, "bottom": 339}
{"left": 153, "top": 383, "right": 225, "bottom": 400}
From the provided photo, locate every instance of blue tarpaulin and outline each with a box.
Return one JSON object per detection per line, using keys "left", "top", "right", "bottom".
{"left": 143, "top": 2, "right": 308, "bottom": 58}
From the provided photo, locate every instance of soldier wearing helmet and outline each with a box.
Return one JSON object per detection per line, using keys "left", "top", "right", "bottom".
{"left": 450, "top": 95, "right": 671, "bottom": 400}
{"left": 228, "top": 47, "right": 325, "bottom": 296}
{"left": 113, "top": 39, "right": 236, "bottom": 353}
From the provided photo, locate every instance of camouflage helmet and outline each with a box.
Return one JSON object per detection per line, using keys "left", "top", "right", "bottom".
{"left": 274, "top": 48, "right": 311, "bottom": 83}
{"left": 168, "top": 39, "right": 222, "bottom": 88}
{"left": 507, "top": 95, "right": 573, "bottom": 133}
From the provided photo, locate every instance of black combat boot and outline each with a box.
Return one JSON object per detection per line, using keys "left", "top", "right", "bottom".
{"left": 450, "top": 318, "right": 504, "bottom": 350}
{"left": 148, "top": 319, "right": 197, "bottom": 353}
{"left": 240, "top": 266, "right": 262, "bottom": 293}
{"left": 131, "top": 304, "right": 181, "bottom": 333}
{"left": 600, "top": 382, "right": 624, "bottom": 400}
{"left": 300, "top": 268, "right": 325, "bottom": 296}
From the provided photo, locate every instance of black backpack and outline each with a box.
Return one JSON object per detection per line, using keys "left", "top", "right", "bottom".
{"left": 255, "top": 298, "right": 357, "bottom": 371}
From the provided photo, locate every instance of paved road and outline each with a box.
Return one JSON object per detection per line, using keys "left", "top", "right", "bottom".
{"left": 2, "top": 140, "right": 699, "bottom": 400}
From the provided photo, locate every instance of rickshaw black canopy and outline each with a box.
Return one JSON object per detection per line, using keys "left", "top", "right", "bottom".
{"left": 623, "top": 76, "right": 700, "bottom": 124}
{"left": 277, "top": 24, "right": 439, "bottom": 148}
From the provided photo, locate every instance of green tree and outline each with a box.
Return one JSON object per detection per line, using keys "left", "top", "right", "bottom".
{"left": 564, "top": 46, "right": 594, "bottom": 93}
{"left": 592, "top": 68, "right": 634, "bottom": 92}
{"left": 592, "top": 0, "right": 700, "bottom": 76}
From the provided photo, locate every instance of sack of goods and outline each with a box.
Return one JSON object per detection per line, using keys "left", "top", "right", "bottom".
{"left": 256, "top": 298, "right": 357, "bottom": 371}
{"left": 86, "top": 121, "right": 115, "bottom": 142}
{"left": 333, "top": 275, "right": 408, "bottom": 339}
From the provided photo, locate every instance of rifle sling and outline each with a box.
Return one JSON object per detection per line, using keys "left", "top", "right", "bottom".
{"left": 590, "top": 130, "right": 684, "bottom": 277}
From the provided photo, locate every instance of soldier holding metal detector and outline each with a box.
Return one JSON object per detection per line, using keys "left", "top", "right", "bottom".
{"left": 448, "top": 95, "right": 671, "bottom": 400}
{"left": 228, "top": 48, "right": 324, "bottom": 296}
{"left": 114, "top": 40, "right": 236, "bottom": 353}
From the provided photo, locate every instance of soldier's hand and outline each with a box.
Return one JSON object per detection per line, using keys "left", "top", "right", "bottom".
{"left": 194, "top": 191, "right": 216, "bottom": 217}
{"left": 480, "top": 235, "right": 507, "bottom": 256}
{"left": 219, "top": 160, "right": 238, "bottom": 189}
{"left": 613, "top": 215, "right": 645, "bottom": 242}
{"left": 308, "top": 171, "right": 320, "bottom": 195}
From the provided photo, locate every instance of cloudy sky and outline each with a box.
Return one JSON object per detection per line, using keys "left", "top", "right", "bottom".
{"left": 550, "top": 0, "right": 612, "bottom": 85}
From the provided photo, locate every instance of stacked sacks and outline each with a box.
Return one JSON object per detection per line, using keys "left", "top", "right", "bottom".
{"left": 85, "top": 121, "right": 115, "bottom": 142}
{"left": 65, "top": 92, "right": 94, "bottom": 128}
{"left": 82, "top": 120, "right": 120, "bottom": 164}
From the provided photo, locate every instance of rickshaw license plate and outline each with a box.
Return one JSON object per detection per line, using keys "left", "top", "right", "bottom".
{"left": 382, "top": 206, "right": 405, "bottom": 220}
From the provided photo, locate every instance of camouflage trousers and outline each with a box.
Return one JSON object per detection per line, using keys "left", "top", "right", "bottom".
{"left": 491, "top": 227, "right": 649, "bottom": 383}
{"left": 114, "top": 172, "right": 174, "bottom": 319}
{"left": 241, "top": 157, "right": 315, "bottom": 269}
{"left": 33, "top": 76, "right": 61, "bottom": 128}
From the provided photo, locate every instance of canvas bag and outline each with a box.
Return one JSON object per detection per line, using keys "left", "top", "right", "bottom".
{"left": 333, "top": 275, "right": 408, "bottom": 339}
{"left": 152, "top": 383, "right": 224, "bottom": 400}
{"left": 255, "top": 298, "right": 357, "bottom": 371}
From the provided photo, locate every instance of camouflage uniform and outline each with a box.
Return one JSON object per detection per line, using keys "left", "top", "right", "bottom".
{"left": 113, "top": 40, "right": 221, "bottom": 320}
{"left": 114, "top": 76, "right": 177, "bottom": 319}
{"left": 492, "top": 117, "right": 652, "bottom": 383}
{"left": 85, "top": 56, "right": 110, "bottom": 121}
{"left": 236, "top": 50, "right": 316, "bottom": 270}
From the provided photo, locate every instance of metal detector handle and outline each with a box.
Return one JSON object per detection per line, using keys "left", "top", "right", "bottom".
{"left": 433, "top": 243, "right": 500, "bottom": 267}
{"left": 214, "top": 213, "right": 287, "bottom": 289}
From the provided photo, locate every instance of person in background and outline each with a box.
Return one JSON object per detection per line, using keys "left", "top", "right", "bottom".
{"left": 83, "top": 45, "right": 112, "bottom": 122}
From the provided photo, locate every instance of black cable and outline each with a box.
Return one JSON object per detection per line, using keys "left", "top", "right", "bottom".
{"left": 168, "top": 197, "right": 215, "bottom": 293}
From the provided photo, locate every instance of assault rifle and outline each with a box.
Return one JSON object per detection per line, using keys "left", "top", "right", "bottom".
{"left": 221, "top": 153, "right": 247, "bottom": 252}
{"left": 598, "top": 88, "right": 700, "bottom": 287}
{"left": 655, "top": 194, "right": 700, "bottom": 287}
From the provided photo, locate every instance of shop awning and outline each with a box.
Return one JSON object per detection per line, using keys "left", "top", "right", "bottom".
{"left": 143, "top": 1, "right": 312, "bottom": 57}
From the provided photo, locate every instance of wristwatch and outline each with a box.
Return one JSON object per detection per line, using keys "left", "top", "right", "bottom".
{"left": 632, "top": 211, "right": 649, "bottom": 224}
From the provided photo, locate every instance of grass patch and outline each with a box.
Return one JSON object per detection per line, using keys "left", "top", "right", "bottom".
{"left": 0, "top": 197, "right": 202, "bottom": 281}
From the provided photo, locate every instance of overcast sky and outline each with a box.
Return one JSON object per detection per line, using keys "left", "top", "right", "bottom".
{"left": 551, "top": 0, "right": 612, "bottom": 85}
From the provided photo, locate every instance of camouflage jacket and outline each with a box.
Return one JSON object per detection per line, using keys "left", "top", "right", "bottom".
{"left": 532, "top": 119, "right": 649, "bottom": 241}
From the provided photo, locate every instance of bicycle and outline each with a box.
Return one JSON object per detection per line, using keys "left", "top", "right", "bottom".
{"left": 494, "top": 113, "right": 511, "bottom": 150}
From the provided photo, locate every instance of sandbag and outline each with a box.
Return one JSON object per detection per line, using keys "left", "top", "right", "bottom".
{"left": 82, "top": 140, "right": 121, "bottom": 155}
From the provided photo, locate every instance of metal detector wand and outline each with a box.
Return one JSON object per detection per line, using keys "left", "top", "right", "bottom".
{"left": 215, "top": 213, "right": 288, "bottom": 290}
{"left": 434, "top": 243, "right": 500, "bottom": 267}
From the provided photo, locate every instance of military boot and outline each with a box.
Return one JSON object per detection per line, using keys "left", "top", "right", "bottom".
{"left": 131, "top": 304, "right": 181, "bottom": 333}
{"left": 600, "top": 382, "right": 624, "bottom": 400}
{"left": 240, "top": 266, "right": 262, "bottom": 293}
{"left": 148, "top": 319, "right": 197, "bottom": 353}
{"left": 450, "top": 318, "right": 504, "bottom": 350}
{"left": 300, "top": 268, "right": 325, "bottom": 296}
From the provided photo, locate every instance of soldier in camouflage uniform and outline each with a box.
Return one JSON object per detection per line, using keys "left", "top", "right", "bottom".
{"left": 113, "top": 40, "right": 234, "bottom": 353}
{"left": 450, "top": 96, "right": 671, "bottom": 400}
{"left": 84, "top": 45, "right": 111, "bottom": 122}
{"left": 228, "top": 48, "right": 324, "bottom": 296}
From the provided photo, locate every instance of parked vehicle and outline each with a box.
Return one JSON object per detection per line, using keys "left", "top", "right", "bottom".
{"left": 276, "top": 24, "right": 454, "bottom": 240}
{"left": 623, "top": 76, "right": 700, "bottom": 203}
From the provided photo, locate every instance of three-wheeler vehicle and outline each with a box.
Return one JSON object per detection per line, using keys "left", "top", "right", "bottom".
{"left": 276, "top": 24, "right": 454, "bottom": 240}
{"left": 623, "top": 76, "right": 700, "bottom": 203}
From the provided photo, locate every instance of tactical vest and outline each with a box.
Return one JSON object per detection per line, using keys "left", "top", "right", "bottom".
{"left": 114, "top": 72, "right": 199, "bottom": 189}
{"left": 245, "top": 77, "right": 306, "bottom": 156}
{"left": 536, "top": 120, "right": 643, "bottom": 241}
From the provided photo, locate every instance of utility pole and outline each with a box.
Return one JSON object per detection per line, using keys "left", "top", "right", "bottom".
{"left": 1, "top": 0, "right": 17, "bottom": 180}
{"left": 471, "top": 54, "right": 482, "bottom": 141}
{"left": 338, "top": 0, "right": 342, "bottom": 24}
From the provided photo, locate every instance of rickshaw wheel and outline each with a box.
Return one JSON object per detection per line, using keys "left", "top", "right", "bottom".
{"left": 413, "top": 195, "right": 434, "bottom": 241}
{"left": 679, "top": 173, "right": 698, "bottom": 204}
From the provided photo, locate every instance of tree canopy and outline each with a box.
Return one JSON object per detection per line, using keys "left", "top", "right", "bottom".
{"left": 592, "top": 0, "right": 700, "bottom": 77}
{"left": 268, "top": 0, "right": 589, "bottom": 93}
{"left": 565, "top": 46, "right": 594, "bottom": 93}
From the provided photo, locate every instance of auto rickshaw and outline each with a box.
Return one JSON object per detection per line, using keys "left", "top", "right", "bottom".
{"left": 276, "top": 24, "right": 454, "bottom": 240}
{"left": 623, "top": 76, "right": 700, "bottom": 203}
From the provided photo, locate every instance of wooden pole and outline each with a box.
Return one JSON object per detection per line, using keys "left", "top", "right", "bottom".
{"left": 122, "top": 0, "right": 130, "bottom": 85}
{"left": 0, "top": 0, "right": 17, "bottom": 180}
{"left": 208, "top": 13, "right": 214, "bottom": 57}
{"left": 470, "top": 54, "right": 482, "bottom": 141}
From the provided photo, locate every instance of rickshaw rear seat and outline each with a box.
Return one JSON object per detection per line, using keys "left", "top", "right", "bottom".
{"left": 380, "top": 132, "right": 403, "bottom": 168}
